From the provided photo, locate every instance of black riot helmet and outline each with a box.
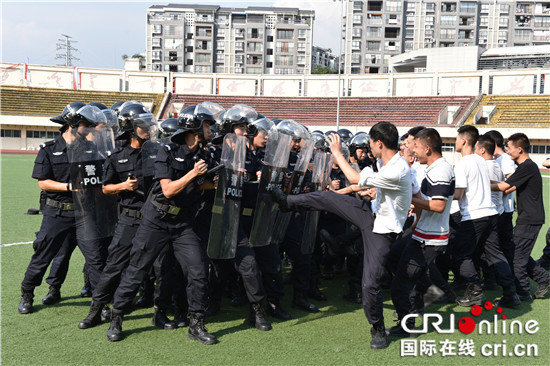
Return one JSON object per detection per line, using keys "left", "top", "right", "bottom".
{"left": 311, "top": 131, "right": 328, "bottom": 152}
{"left": 117, "top": 103, "right": 158, "bottom": 141}
{"left": 171, "top": 102, "right": 224, "bottom": 145}
{"left": 101, "top": 109, "right": 119, "bottom": 134}
{"left": 324, "top": 130, "right": 337, "bottom": 138}
{"left": 217, "top": 104, "right": 258, "bottom": 136}
{"left": 111, "top": 101, "right": 126, "bottom": 115}
{"left": 271, "top": 118, "right": 283, "bottom": 125}
{"left": 87, "top": 102, "right": 108, "bottom": 110}
{"left": 159, "top": 118, "right": 179, "bottom": 138}
{"left": 276, "top": 119, "right": 310, "bottom": 140}
{"left": 336, "top": 129, "right": 354, "bottom": 143}
{"left": 72, "top": 105, "right": 108, "bottom": 127}
{"left": 50, "top": 101, "right": 87, "bottom": 127}
{"left": 348, "top": 132, "right": 371, "bottom": 159}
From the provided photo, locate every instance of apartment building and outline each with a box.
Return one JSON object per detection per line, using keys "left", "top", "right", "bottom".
{"left": 312, "top": 46, "right": 339, "bottom": 70}
{"left": 146, "top": 4, "right": 315, "bottom": 75}
{"left": 344, "top": 0, "right": 550, "bottom": 74}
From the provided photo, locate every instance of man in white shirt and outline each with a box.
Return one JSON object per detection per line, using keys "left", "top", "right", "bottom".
{"left": 272, "top": 121, "right": 412, "bottom": 350}
{"left": 452, "top": 125, "right": 519, "bottom": 308}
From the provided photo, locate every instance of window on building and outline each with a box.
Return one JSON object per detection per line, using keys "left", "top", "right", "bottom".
{"left": 26, "top": 130, "right": 57, "bottom": 138}
{"left": 515, "top": 29, "right": 531, "bottom": 41}
{"left": 247, "top": 28, "right": 263, "bottom": 39}
{"left": 297, "top": 42, "right": 306, "bottom": 52}
{"left": 152, "top": 64, "right": 162, "bottom": 71}
{"left": 425, "top": 16, "right": 435, "bottom": 25}
{"left": 275, "top": 68, "right": 293, "bottom": 74}
{"left": 277, "top": 29, "right": 293, "bottom": 39}
{"left": 275, "top": 55, "right": 294, "bottom": 66}
{"left": 166, "top": 25, "right": 183, "bottom": 36}
{"left": 276, "top": 42, "right": 294, "bottom": 52}
{"left": 217, "top": 28, "right": 226, "bottom": 37}
{"left": 235, "top": 55, "right": 244, "bottom": 63}
{"left": 405, "top": 29, "right": 415, "bottom": 38}
{"left": 500, "top": 4, "right": 509, "bottom": 13}
{"left": 500, "top": 17, "right": 509, "bottom": 27}
{"left": 405, "top": 41, "right": 414, "bottom": 50}
{"left": 353, "top": 14, "right": 363, "bottom": 24}
{"left": 441, "top": 2, "right": 457, "bottom": 12}
{"left": 247, "top": 42, "right": 263, "bottom": 52}
{"left": 246, "top": 67, "right": 262, "bottom": 74}
{"left": 367, "top": 41, "right": 380, "bottom": 51}
{"left": 367, "top": 27, "right": 382, "bottom": 37}
{"left": 406, "top": 16, "right": 415, "bottom": 25}
{"left": 440, "top": 15, "right": 456, "bottom": 26}
{"left": 535, "top": 16, "right": 550, "bottom": 28}
{"left": 196, "top": 53, "right": 211, "bottom": 63}
{"left": 165, "top": 38, "right": 183, "bottom": 49}
{"left": 365, "top": 53, "right": 381, "bottom": 64}
{"left": 152, "top": 51, "right": 161, "bottom": 61}
{"left": 440, "top": 28, "right": 457, "bottom": 39}
{"left": 152, "top": 24, "right": 162, "bottom": 34}
{"left": 297, "top": 55, "right": 306, "bottom": 64}
{"left": 426, "top": 2, "right": 436, "bottom": 12}
{"left": 407, "top": 2, "right": 416, "bottom": 11}
{"left": 246, "top": 55, "right": 263, "bottom": 65}
{"left": 352, "top": 28, "right": 362, "bottom": 37}
{"left": 267, "top": 35, "right": 274, "bottom": 42}
{"left": 152, "top": 38, "right": 161, "bottom": 48}
{"left": 196, "top": 41, "right": 212, "bottom": 50}
{"left": 481, "top": 4, "right": 490, "bottom": 12}
{"left": 197, "top": 27, "right": 212, "bottom": 37}
{"left": 351, "top": 54, "right": 361, "bottom": 63}
{"left": 298, "top": 29, "right": 307, "bottom": 38}
{"left": 267, "top": 48, "right": 273, "bottom": 55}
{"left": 235, "top": 42, "right": 244, "bottom": 51}
{"left": 479, "top": 30, "right": 488, "bottom": 39}
{"left": 194, "top": 65, "right": 211, "bottom": 73}
{"left": 459, "top": 2, "right": 476, "bottom": 13}
{"left": 498, "top": 30, "right": 508, "bottom": 39}
{"left": 217, "top": 40, "right": 225, "bottom": 49}
{"left": 480, "top": 16, "right": 488, "bottom": 26}
{"left": 385, "top": 1, "right": 402, "bottom": 12}
{"left": 235, "top": 28, "right": 245, "bottom": 37}
{"left": 351, "top": 41, "right": 361, "bottom": 51}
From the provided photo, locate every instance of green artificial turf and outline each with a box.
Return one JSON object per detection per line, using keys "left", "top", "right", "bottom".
{"left": 1, "top": 153, "right": 549, "bottom": 365}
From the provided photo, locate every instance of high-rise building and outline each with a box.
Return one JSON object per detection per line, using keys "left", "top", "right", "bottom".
{"left": 344, "top": 0, "right": 550, "bottom": 74}
{"left": 146, "top": 4, "right": 315, "bottom": 74}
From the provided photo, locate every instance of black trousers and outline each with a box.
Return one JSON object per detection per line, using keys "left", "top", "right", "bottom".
{"left": 512, "top": 224, "right": 550, "bottom": 296}
{"left": 498, "top": 212, "right": 515, "bottom": 265}
{"left": 233, "top": 224, "right": 265, "bottom": 304}
{"left": 93, "top": 216, "right": 140, "bottom": 304}
{"left": 46, "top": 233, "right": 78, "bottom": 288}
{"left": 153, "top": 245, "right": 187, "bottom": 311}
{"left": 287, "top": 191, "right": 392, "bottom": 325}
{"left": 112, "top": 218, "right": 207, "bottom": 314}
{"left": 22, "top": 213, "right": 76, "bottom": 288}
{"left": 391, "top": 239, "right": 445, "bottom": 320}
{"left": 451, "top": 215, "right": 515, "bottom": 293}
{"left": 540, "top": 226, "right": 550, "bottom": 260}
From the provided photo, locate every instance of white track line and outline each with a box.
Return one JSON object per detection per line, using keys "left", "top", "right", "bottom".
{"left": 0, "top": 241, "right": 33, "bottom": 248}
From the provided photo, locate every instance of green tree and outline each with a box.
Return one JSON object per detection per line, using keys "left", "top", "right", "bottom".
{"left": 312, "top": 65, "right": 338, "bottom": 74}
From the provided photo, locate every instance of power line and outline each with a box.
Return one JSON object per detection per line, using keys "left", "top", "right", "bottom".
{"left": 55, "top": 34, "right": 80, "bottom": 67}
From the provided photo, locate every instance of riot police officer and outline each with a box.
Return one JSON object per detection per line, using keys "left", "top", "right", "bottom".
{"left": 105, "top": 106, "right": 216, "bottom": 344}
{"left": 18, "top": 102, "right": 86, "bottom": 314}
{"left": 77, "top": 103, "right": 160, "bottom": 329}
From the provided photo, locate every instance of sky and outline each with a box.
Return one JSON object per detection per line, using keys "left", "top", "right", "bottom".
{"left": 1, "top": 0, "right": 344, "bottom": 70}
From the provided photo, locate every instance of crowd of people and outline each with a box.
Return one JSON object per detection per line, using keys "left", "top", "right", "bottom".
{"left": 18, "top": 99, "right": 550, "bottom": 350}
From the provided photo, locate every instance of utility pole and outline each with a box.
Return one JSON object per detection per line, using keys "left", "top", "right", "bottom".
{"left": 56, "top": 34, "right": 80, "bottom": 66}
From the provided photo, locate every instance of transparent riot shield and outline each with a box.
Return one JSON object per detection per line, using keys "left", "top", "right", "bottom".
{"left": 301, "top": 151, "right": 329, "bottom": 255}
{"left": 271, "top": 139, "right": 314, "bottom": 245}
{"left": 248, "top": 128, "right": 292, "bottom": 247}
{"left": 68, "top": 121, "right": 118, "bottom": 241}
{"left": 207, "top": 134, "right": 247, "bottom": 259}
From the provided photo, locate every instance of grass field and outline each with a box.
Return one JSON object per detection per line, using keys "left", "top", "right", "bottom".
{"left": 1, "top": 153, "right": 549, "bottom": 366}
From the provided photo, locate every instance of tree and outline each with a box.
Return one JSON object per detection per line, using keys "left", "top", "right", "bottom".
{"left": 121, "top": 54, "right": 129, "bottom": 60}
{"left": 312, "top": 65, "right": 338, "bottom": 74}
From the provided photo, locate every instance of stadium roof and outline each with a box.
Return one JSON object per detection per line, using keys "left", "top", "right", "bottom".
{"left": 481, "top": 45, "right": 550, "bottom": 57}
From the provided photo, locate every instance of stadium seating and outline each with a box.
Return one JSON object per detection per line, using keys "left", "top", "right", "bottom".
{"left": 164, "top": 95, "right": 476, "bottom": 127}
{"left": 0, "top": 86, "right": 164, "bottom": 116}
{"left": 464, "top": 95, "right": 550, "bottom": 128}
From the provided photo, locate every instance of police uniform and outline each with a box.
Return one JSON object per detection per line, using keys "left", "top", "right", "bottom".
{"left": 20, "top": 137, "right": 77, "bottom": 305}
{"left": 91, "top": 144, "right": 145, "bottom": 304}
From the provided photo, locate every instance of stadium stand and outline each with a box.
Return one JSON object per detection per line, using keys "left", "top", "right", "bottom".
{"left": 464, "top": 95, "right": 550, "bottom": 128}
{"left": 164, "top": 94, "right": 476, "bottom": 126}
{"left": 0, "top": 86, "right": 164, "bottom": 116}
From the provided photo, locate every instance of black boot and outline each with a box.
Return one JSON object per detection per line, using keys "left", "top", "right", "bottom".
{"left": 174, "top": 310, "right": 189, "bottom": 328}
{"left": 271, "top": 186, "right": 289, "bottom": 212}
{"left": 78, "top": 300, "right": 104, "bottom": 329}
{"left": 42, "top": 285, "right": 61, "bottom": 305}
{"left": 494, "top": 294, "right": 521, "bottom": 308}
{"left": 370, "top": 320, "right": 388, "bottom": 349}
{"left": 308, "top": 281, "right": 327, "bottom": 301}
{"left": 101, "top": 305, "right": 111, "bottom": 321}
{"left": 135, "top": 279, "right": 154, "bottom": 308}
{"left": 81, "top": 273, "right": 92, "bottom": 298}
{"left": 106, "top": 309, "right": 123, "bottom": 342}
{"left": 534, "top": 280, "right": 550, "bottom": 299}
{"left": 249, "top": 302, "right": 272, "bottom": 331}
{"left": 18, "top": 286, "right": 34, "bottom": 314}
{"left": 266, "top": 298, "right": 292, "bottom": 321}
{"left": 387, "top": 318, "right": 417, "bottom": 338}
{"left": 292, "top": 290, "right": 319, "bottom": 313}
{"left": 423, "top": 285, "right": 444, "bottom": 307}
{"left": 152, "top": 307, "right": 176, "bottom": 330}
{"left": 188, "top": 312, "right": 217, "bottom": 345}
{"left": 456, "top": 283, "right": 486, "bottom": 307}
{"left": 342, "top": 283, "right": 362, "bottom": 304}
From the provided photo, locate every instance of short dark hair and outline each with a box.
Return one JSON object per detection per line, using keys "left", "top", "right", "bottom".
{"left": 415, "top": 128, "right": 442, "bottom": 154}
{"left": 477, "top": 134, "right": 495, "bottom": 156}
{"left": 407, "top": 126, "right": 426, "bottom": 137}
{"left": 485, "top": 130, "right": 504, "bottom": 148}
{"left": 508, "top": 133, "right": 530, "bottom": 151}
{"left": 457, "top": 125, "right": 479, "bottom": 147}
{"left": 369, "top": 121, "right": 399, "bottom": 150}
{"left": 401, "top": 133, "right": 409, "bottom": 141}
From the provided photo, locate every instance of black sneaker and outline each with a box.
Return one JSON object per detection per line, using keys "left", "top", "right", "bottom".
{"left": 387, "top": 322, "right": 417, "bottom": 338}
{"left": 534, "top": 281, "right": 550, "bottom": 299}
{"left": 494, "top": 294, "right": 521, "bottom": 308}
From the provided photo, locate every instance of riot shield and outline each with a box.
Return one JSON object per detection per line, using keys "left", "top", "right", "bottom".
{"left": 248, "top": 128, "right": 292, "bottom": 247}
{"left": 271, "top": 139, "right": 314, "bottom": 245}
{"left": 207, "top": 133, "right": 247, "bottom": 259}
{"left": 68, "top": 115, "right": 118, "bottom": 241}
{"left": 301, "top": 151, "right": 330, "bottom": 254}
